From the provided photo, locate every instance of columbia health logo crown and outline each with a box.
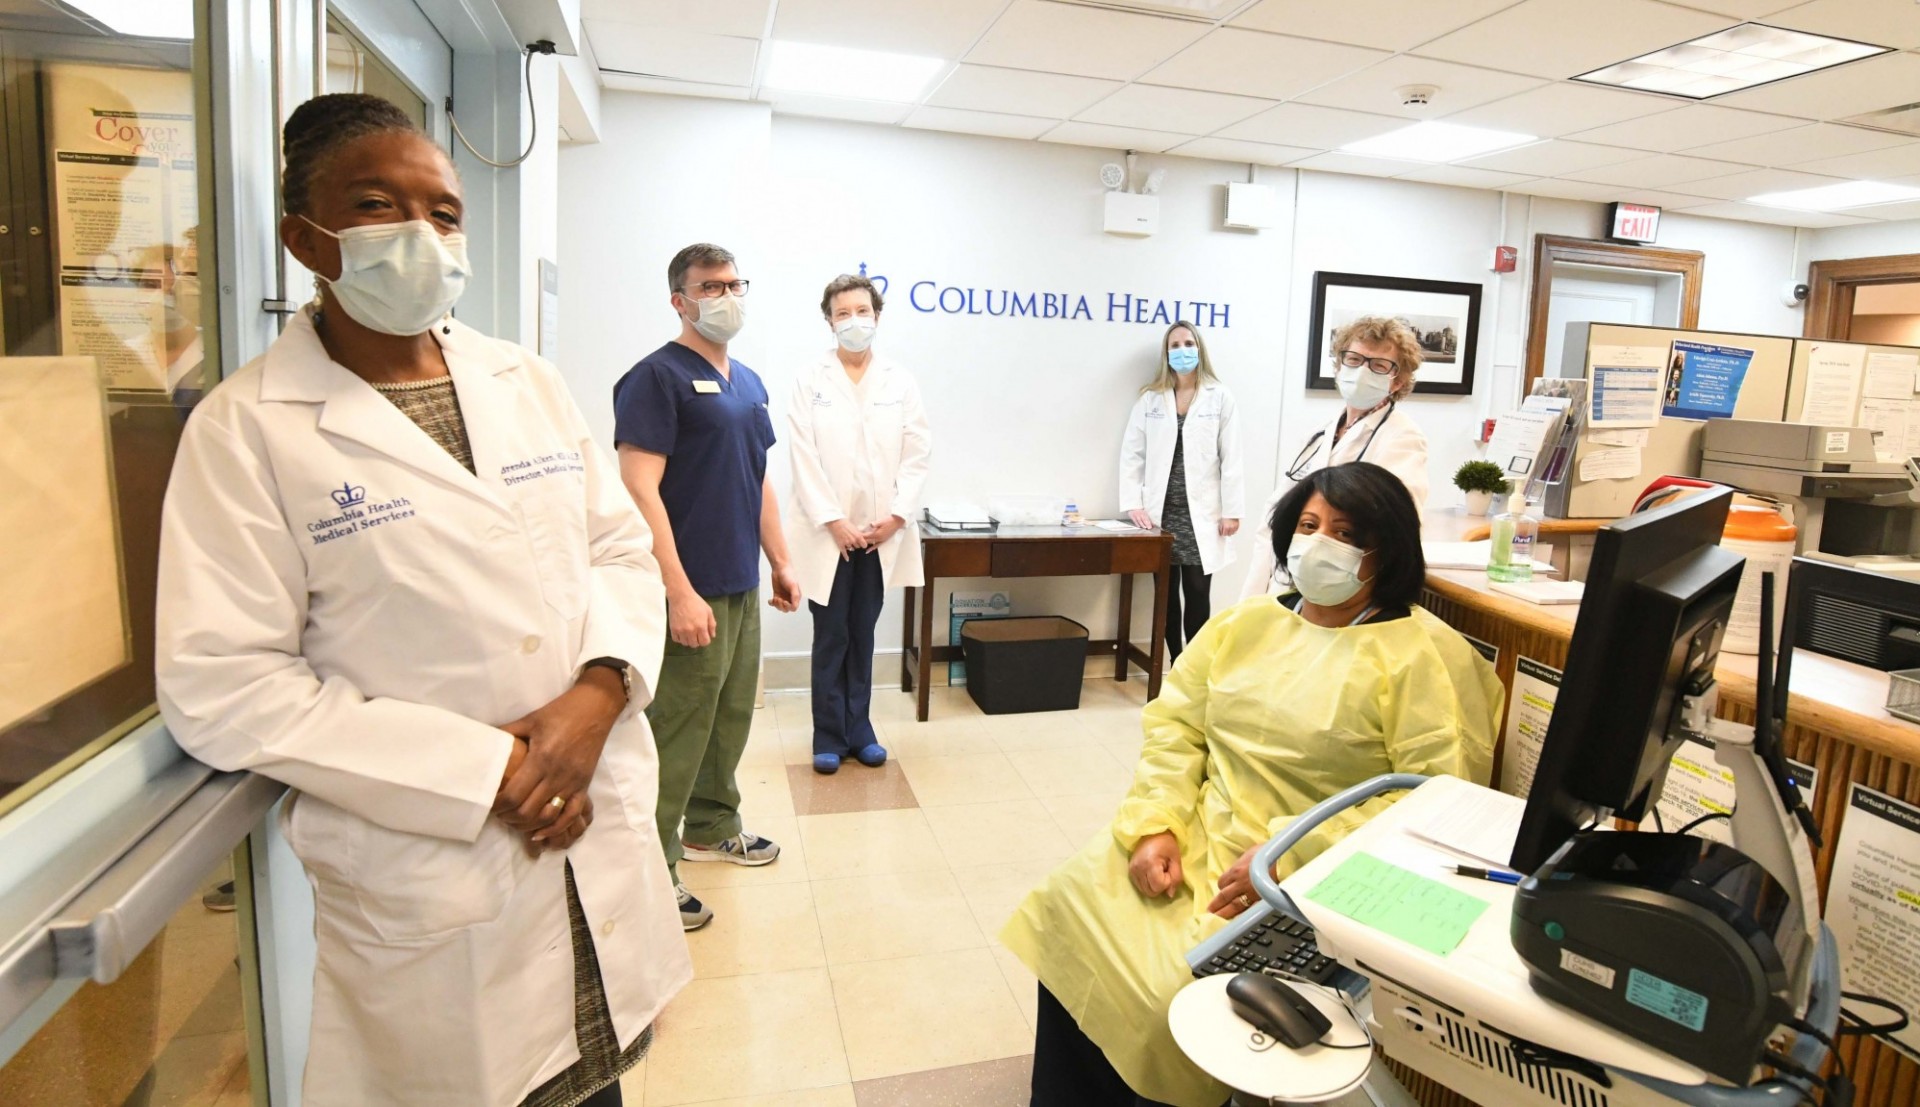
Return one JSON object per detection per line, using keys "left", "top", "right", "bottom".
{"left": 330, "top": 481, "right": 367, "bottom": 508}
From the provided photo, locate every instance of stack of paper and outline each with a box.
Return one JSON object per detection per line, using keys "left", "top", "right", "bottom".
{"left": 1422, "top": 540, "right": 1553, "bottom": 572}
{"left": 926, "top": 503, "right": 991, "bottom": 530}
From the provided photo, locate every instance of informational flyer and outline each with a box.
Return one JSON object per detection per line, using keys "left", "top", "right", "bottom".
{"left": 1579, "top": 445, "right": 1643, "bottom": 482}
{"left": 1499, "top": 656, "right": 1562, "bottom": 797}
{"left": 1798, "top": 343, "right": 1866, "bottom": 426}
{"left": 1860, "top": 398, "right": 1920, "bottom": 462}
{"left": 1863, "top": 351, "right": 1918, "bottom": 399}
{"left": 1587, "top": 344, "right": 1666, "bottom": 428}
{"left": 1654, "top": 737, "right": 1816, "bottom": 844}
{"left": 1826, "top": 784, "right": 1920, "bottom": 1064}
{"left": 1661, "top": 340, "right": 1752, "bottom": 421}
{"left": 58, "top": 272, "right": 166, "bottom": 389}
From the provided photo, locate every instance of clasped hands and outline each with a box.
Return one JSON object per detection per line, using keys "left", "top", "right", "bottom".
{"left": 1127, "top": 831, "right": 1271, "bottom": 920}
{"left": 827, "top": 515, "right": 904, "bottom": 560}
{"left": 491, "top": 667, "right": 626, "bottom": 856}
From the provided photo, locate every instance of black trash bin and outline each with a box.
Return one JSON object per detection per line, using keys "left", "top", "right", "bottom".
{"left": 960, "top": 616, "right": 1089, "bottom": 714}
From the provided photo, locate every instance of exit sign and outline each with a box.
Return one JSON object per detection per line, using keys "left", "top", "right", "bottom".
{"left": 1609, "top": 202, "right": 1661, "bottom": 243}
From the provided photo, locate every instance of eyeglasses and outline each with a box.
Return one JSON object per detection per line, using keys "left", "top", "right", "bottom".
{"left": 1335, "top": 350, "right": 1398, "bottom": 377}
{"left": 683, "top": 279, "right": 750, "bottom": 298}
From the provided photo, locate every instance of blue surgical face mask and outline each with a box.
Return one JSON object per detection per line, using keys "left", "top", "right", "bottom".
{"left": 1169, "top": 346, "right": 1200, "bottom": 374}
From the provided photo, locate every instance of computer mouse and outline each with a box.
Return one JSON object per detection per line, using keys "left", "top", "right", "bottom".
{"left": 1226, "top": 972, "right": 1332, "bottom": 1049}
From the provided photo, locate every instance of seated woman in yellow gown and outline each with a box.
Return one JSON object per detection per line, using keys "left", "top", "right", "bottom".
{"left": 1001, "top": 460, "right": 1505, "bottom": 1107}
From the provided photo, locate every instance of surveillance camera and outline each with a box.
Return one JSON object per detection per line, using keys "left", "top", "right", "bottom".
{"left": 1781, "top": 281, "right": 1809, "bottom": 307}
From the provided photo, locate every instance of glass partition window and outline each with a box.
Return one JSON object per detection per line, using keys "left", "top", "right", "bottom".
{"left": 0, "top": 10, "right": 216, "bottom": 810}
{"left": 326, "top": 16, "right": 428, "bottom": 127}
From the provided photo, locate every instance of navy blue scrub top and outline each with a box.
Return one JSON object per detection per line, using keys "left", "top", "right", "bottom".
{"left": 613, "top": 341, "right": 776, "bottom": 598}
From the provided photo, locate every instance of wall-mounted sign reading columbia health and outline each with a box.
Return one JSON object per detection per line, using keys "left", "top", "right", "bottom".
{"left": 857, "top": 263, "right": 1232, "bottom": 328}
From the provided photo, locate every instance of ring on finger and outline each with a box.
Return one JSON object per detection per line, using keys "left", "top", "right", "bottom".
{"left": 1235, "top": 893, "right": 1252, "bottom": 908}
{"left": 547, "top": 795, "right": 567, "bottom": 811}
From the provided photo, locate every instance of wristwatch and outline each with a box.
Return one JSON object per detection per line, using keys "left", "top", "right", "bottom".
{"left": 583, "top": 657, "right": 632, "bottom": 702}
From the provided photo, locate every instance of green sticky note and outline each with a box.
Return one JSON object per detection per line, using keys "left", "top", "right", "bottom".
{"left": 1303, "top": 853, "right": 1490, "bottom": 957}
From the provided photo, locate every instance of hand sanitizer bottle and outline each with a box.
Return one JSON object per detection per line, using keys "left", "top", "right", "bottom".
{"left": 1487, "top": 491, "right": 1537, "bottom": 583}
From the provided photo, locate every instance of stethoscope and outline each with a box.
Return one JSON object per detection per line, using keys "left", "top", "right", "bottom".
{"left": 1284, "top": 400, "right": 1397, "bottom": 482}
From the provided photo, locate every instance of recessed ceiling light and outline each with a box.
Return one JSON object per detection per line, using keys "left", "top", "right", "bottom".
{"left": 1575, "top": 22, "right": 1887, "bottom": 100}
{"left": 1341, "top": 122, "right": 1536, "bottom": 163}
{"left": 1747, "top": 181, "right": 1920, "bottom": 211}
{"left": 764, "top": 41, "right": 944, "bottom": 103}
{"left": 62, "top": 0, "right": 192, "bottom": 39}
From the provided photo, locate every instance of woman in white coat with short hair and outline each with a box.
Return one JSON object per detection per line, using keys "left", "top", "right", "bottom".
{"left": 1240, "top": 313, "right": 1430, "bottom": 598}
{"left": 1119, "top": 320, "right": 1244, "bottom": 661}
{"left": 155, "top": 94, "right": 686, "bottom": 1107}
{"left": 788, "top": 274, "right": 932, "bottom": 775}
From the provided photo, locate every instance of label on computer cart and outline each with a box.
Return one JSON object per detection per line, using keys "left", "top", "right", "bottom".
{"left": 1557, "top": 948, "right": 1615, "bottom": 989}
{"left": 1825, "top": 431, "right": 1850, "bottom": 454}
{"left": 1625, "top": 968, "right": 1709, "bottom": 1031}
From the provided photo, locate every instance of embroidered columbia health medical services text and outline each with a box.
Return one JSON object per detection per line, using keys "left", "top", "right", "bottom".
{"left": 500, "top": 450, "right": 585, "bottom": 487}
{"left": 306, "top": 481, "right": 417, "bottom": 545}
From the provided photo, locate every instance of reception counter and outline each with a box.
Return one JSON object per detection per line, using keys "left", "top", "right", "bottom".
{"left": 1399, "top": 565, "right": 1920, "bottom": 1107}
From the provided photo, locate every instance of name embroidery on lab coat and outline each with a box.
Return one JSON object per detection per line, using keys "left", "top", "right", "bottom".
{"left": 500, "top": 450, "right": 585, "bottom": 487}
{"left": 306, "top": 482, "right": 417, "bottom": 545}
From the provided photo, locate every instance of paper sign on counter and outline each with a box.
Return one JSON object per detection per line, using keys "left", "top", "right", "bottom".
{"left": 1499, "top": 657, "right": 1562, "bottom": 797}
{"left": 1826, "top": 785, "right": 1920, "bottom": 1063}
{"left": 1579, "top": 446, "right": 1643, "bottom": 482}
{"left": 1655, "top": 738, "right": 1816, "bottom": 843}
{"left": 1799, "top": 343, "right": 1865, "bottom": 426}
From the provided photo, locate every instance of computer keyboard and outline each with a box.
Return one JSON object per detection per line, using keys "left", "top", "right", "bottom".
{"left": 1192, "top": 908, "right": 1343, "bottom": 986}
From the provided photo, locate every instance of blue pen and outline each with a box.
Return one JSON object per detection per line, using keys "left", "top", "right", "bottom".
{"left": 1452, "top": 865, "right": 1522, "bottom": 885}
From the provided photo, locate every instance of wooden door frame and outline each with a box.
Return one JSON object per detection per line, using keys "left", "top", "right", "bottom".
{"left": 1804, "top": 253, "right": 1920, "bottom": 339}
{"left": 1525, "top": 234, "right": 1705, "bottom": 394}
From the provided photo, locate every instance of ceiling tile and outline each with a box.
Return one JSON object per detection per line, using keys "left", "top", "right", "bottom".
{"left": 1567, "top": 105, "right": 1802, "bottom": 153}
{"left": 581, "top": 0, "right": 770, "bottom": 39}
{"left": 764, "top": 90, "right": 911, "bottom": 125}
{"left": 1848, "top": 199, "right": 1920, "bottom": 222}
{"left": 924, "top": 64, "right": 1121, "bottom": 118}
{"left": 1290, "top": 151, "right": 1426, "bottom": 178}
{"left": 1415, "top": 0, "right": 1736, "bottom": 81}
{"left": 1688, "top": 122, "right": 1915, "bottom": 167}
{"left": 1395, "top": 164, "right": 1536, "bottom": 189}
{"left": 598, "top": 74, "right": 752, "bottom": 100}
{"left": 1674, "top": 200, "right": 1874, "bottom": 228}
{"left": 966, "top": 0, "right": 1208, "bottom": 81}
{"left": 1676, "top": 167, "right": 1852, "bottom": 201}
{"left": 1794, "top": 143, "right": 1920, "bottom": 180}
{"left": 1168, "top": 136, "right": 1319, "bottom": 165}
{"left": 1294, "top": 55, "right": 1548, "bottom": 119}
{"left": 587, "top": 23, "right": 760, "bottom": 84}
{"left": 1460, "top": 138, "right": 1647, "bottom": 175}
{"left": 1512, "top": 177, "right": 1639, "bottom": 202}
{"left": 1714, "top": 50, "right": 1920, "bottom": 120}
{"left": 902, "top": 106, "right": 1057, "bottom": 141}
{"left": 1138, "top": 28, "right": 1387, "bottom": 102}
{"left": 1228, "top": 0, "right": 1517, "bottom": 54}
{"left": 1040, "top": 121, "right": 1194, "bottom": 154}
{"left": 1076, "top": 84, "right": 1274, "bottom": 133}
{"left": 1672, "top": 0, "right": 1802, "bottom": 15}
{"left": 771, "top": 0, "right": 1002, "bottom": 57}
{"left": 1765, "top": 0, "right": 1920, "bottom": 51}
{"left": 1561, "top": 153, "right": 1755, "bottom": 187}
{"left": 1442, "top": 82, "right": 1673, "bottom": 138}
{"left": 1216, "top": 102, "right": 1405, "bottom": 147}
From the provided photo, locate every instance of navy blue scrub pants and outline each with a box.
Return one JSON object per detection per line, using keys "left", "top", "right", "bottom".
{"left": 810, "top": 549, "right": 885, "bottom": 757}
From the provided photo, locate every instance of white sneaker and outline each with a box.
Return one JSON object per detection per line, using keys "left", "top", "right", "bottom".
{"left": 681, "top": 831, "right": 781, "bottom": 867}
{"left": 677, "top": 883, "right": 713, "bottom": 931}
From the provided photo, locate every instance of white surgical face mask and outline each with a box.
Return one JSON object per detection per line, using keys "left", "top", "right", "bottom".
{"left": 834, "top": 315, "right": 876, "bottom": 353}
{"left": 1286, "top": 531, "right": 1372, "bottom": 607}
{"left": 685, "top": 291, "right": 746, "bottom": 344}
{"left": 1336, "top": 363, "right": 1395, "bottom": 410}
{"left": 303, "top": 216, "right": 468, "bottom": 336}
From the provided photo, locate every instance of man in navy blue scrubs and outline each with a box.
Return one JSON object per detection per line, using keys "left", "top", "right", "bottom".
{"left": 614, "top": 243, "right": 802, "bottom": 931}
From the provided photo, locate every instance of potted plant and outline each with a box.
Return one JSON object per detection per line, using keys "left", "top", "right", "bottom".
{"left": 1454, "top": 460, "right": 1510, "bottom": 516}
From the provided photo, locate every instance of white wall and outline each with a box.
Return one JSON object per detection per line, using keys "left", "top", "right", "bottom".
{"left": 558, "top": 91, "right": 1920, "bottom": 671}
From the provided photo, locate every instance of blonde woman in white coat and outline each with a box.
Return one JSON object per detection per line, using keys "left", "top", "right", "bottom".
{"left": 788, "top": 274, "right": 932, "bottom": 775}
{"left": 154, "top": 95, "right": 686, "bottom": 1107}
{"left": 1118, "top": 321, "right": 1244, "bottom": 660}
{"left": 1240, "top": 314, "right": 1430, "bottom": 598}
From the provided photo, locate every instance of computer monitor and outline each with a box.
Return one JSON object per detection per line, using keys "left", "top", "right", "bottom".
{"left": 1509, "top": 487, "right": 1745, "bottom": 873}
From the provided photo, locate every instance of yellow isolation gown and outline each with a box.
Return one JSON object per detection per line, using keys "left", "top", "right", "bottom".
{"left": 1001, "top": 596, "right": 1504, "bottom": 1106}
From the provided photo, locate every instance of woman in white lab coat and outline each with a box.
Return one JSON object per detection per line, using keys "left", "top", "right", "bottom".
{"left": 1240, "top": 314, "right": 1431, "bottom": 597}
{"left": 154, "top": 94, "right": 687, "bottom": 1107}
{"left": 1119, "top": 321, "right": 1244, "bottom": 660}
{"left": 787, "top": 274, "right": 932, "bottom": 774}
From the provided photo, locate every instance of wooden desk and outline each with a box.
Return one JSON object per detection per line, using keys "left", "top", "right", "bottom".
{"left": 901, "top": 525, "right": 1173, "bottom": 721}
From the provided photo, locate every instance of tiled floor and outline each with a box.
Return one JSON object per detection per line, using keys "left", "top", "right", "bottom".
{"left": 625, "top": 678, "right": 1152, "bottom": 1107}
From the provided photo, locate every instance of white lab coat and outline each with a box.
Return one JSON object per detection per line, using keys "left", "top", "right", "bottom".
{"left": 155, "top": 309, "right": 690, "bottom": 1107}
{"left": 1118, "top": 382, "right": 1246, "bottom": 577}
{"left": 1240, "top": 401, "right": 1430, "bottom": 598}
{"left": 786, "top": 350, "right": 933, "bottom": 602}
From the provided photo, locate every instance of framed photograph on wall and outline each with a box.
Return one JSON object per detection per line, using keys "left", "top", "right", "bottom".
{"left": 1306, "top": 271, "right": 1482, "bottom": 396}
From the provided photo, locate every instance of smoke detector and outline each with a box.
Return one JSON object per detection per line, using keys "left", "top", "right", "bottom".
{"left": 1398, "top": 84, "right": 1438, "bottom": 108}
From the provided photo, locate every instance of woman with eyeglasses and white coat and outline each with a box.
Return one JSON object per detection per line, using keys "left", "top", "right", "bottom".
{"left": 787, "top": 274, "right": 932, "bottom": 775}
{"left": 1118, "top": 320, "right": 1244, "bottom": 661}
{"left": 1240, "top": 315, "right": 1430, "bottom": 598}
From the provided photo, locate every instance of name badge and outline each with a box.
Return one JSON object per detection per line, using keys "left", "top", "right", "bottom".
{"left": 693, "top": 379, "right": 722, "bottom": 394}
